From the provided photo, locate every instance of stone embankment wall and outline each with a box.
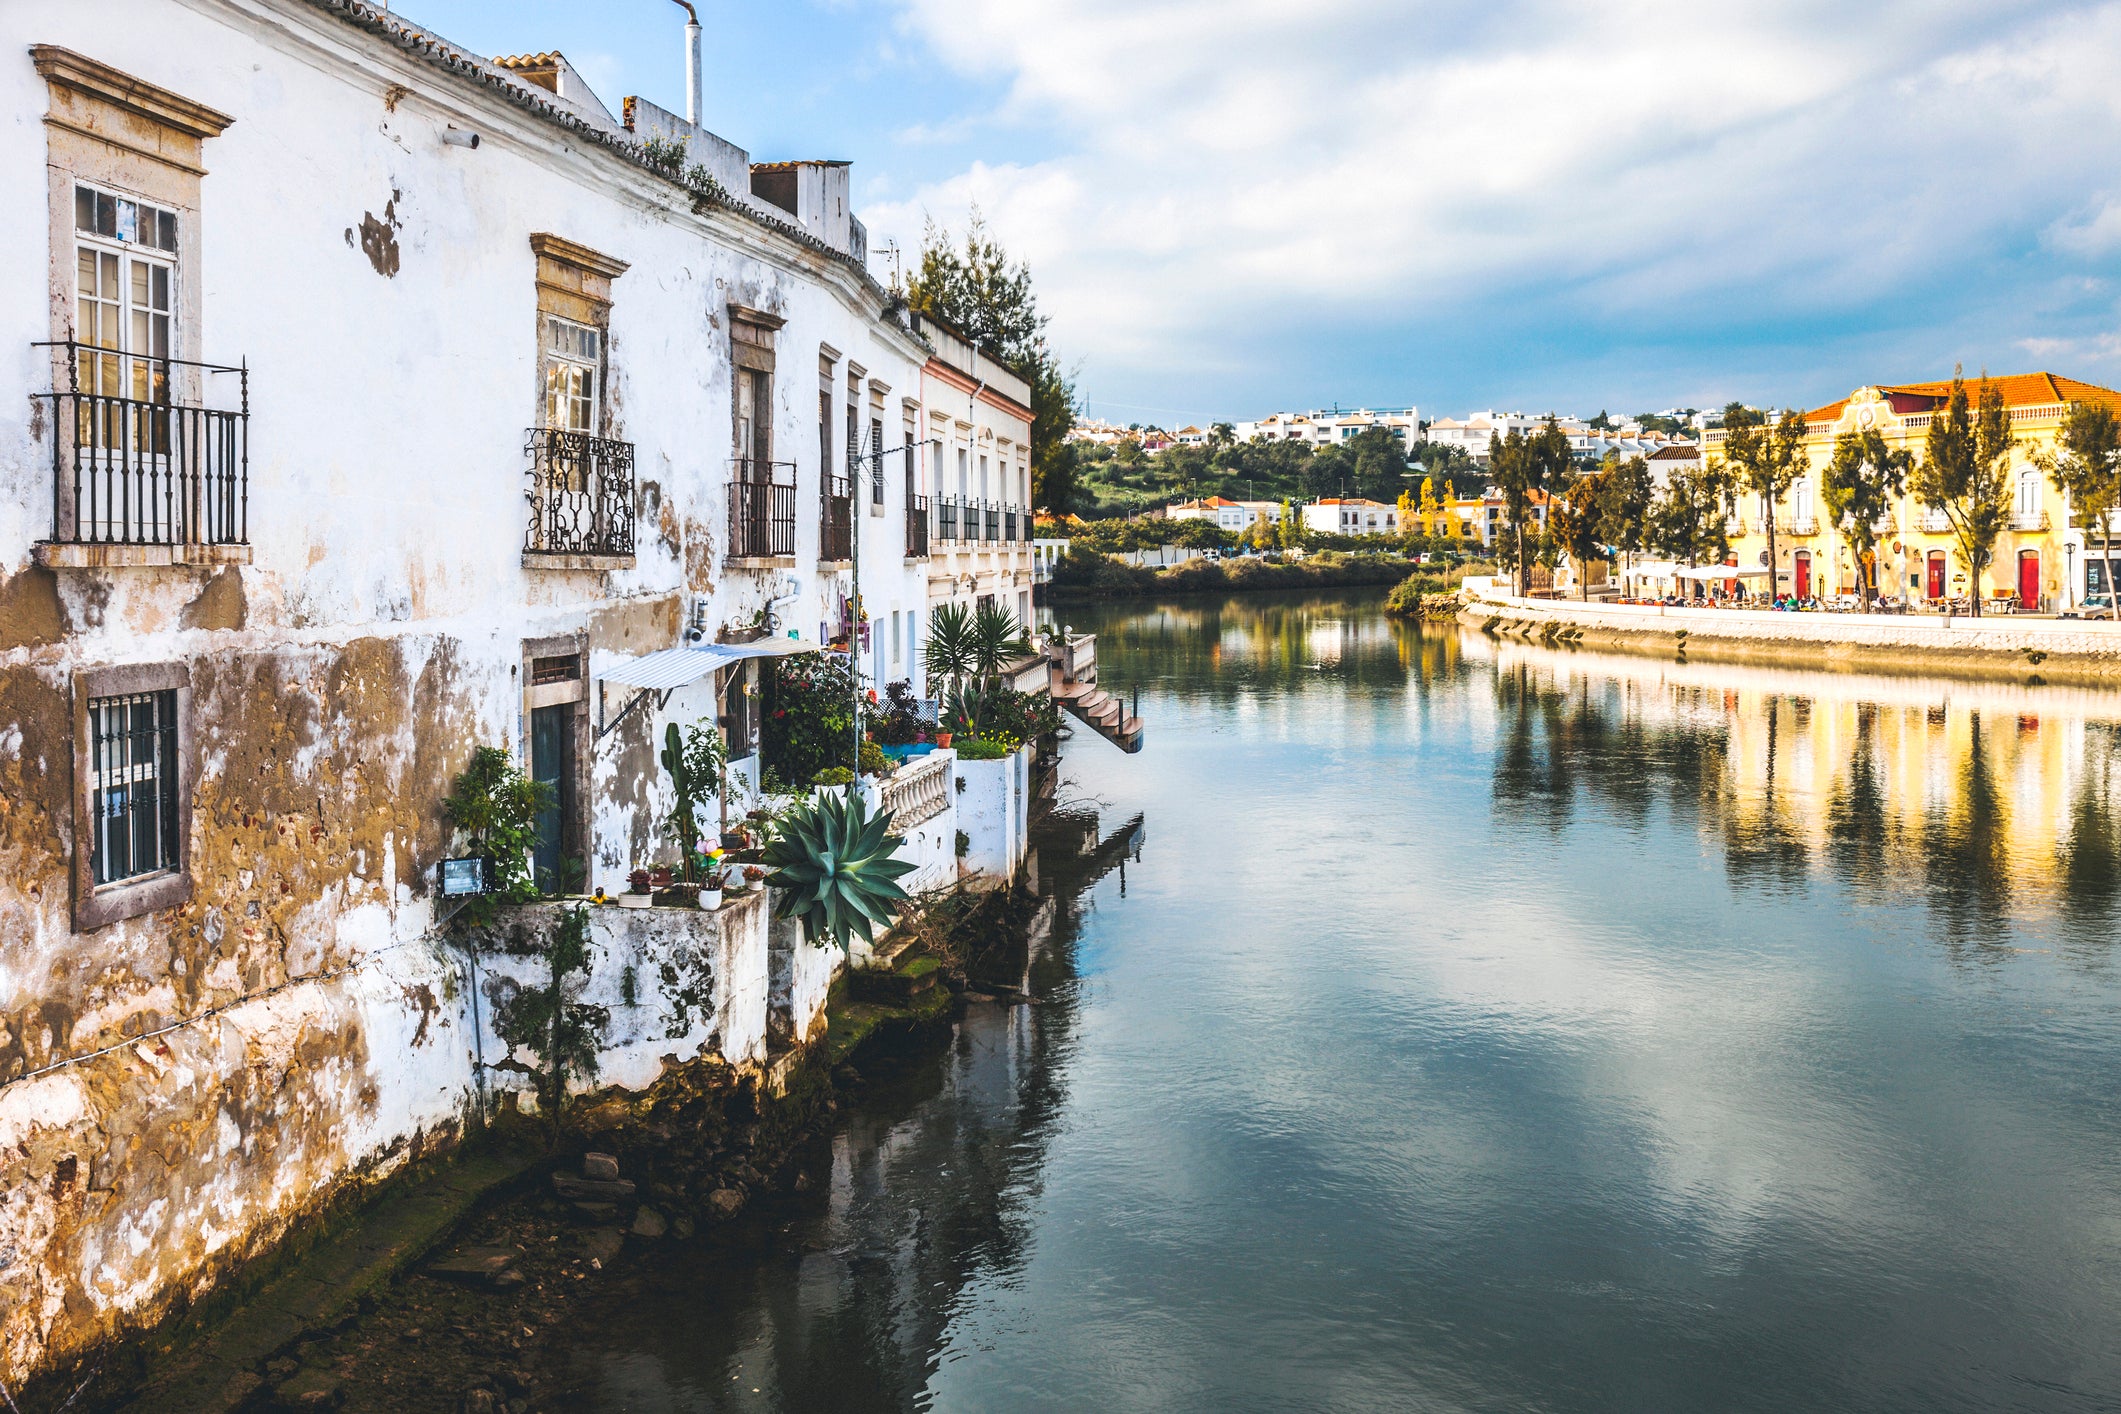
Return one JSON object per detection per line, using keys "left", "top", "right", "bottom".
{"left": 1460, "top": 584, "right": 2121, "bottom": 684}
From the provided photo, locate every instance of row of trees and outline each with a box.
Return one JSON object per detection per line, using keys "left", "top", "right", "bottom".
{"left": 1495, "top": 373, "right": 2121, "bottom": 616}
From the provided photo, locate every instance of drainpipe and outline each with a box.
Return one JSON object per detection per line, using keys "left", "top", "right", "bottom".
{"left": 672, "top": 0, "right": 702, "bottom": 126}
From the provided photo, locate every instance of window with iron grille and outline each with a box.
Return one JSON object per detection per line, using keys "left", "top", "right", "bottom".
{"left": 87, "top": 688, "right": 180, "bottom": 885}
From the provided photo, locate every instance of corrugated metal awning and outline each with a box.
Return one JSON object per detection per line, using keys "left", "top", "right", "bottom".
{"left": 597, "top": 636, "right": 819, "bottom": 690}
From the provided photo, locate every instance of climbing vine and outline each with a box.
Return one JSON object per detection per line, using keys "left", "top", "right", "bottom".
{"left": 491, "top": 904, "right": 609, "bottom": 1136}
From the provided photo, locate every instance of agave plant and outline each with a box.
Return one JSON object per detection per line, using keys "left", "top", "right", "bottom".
{"left": 763, "top": 790, "right": 915, "bottom": 952}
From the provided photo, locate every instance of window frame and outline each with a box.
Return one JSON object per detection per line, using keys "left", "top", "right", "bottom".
{"left": 72, "top": 661, "right": 193, "bottom": 930}
{"left": 540, "top": 313, "right": 603, "bottom": 436}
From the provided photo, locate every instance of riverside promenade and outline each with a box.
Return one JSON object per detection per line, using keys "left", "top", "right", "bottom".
{"left": 1460, "top": 578, "right": 2121, "bottom": 683}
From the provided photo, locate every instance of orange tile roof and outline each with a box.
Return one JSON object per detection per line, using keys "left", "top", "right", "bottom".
{"left": 1806, "top": 373, "right": 2121, "bottom": 423}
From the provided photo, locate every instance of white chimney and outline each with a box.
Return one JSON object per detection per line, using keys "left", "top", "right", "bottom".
{"left": 674, "top": 0, "right": 701, "bottom": 126}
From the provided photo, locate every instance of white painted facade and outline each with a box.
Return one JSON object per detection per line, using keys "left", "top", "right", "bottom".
{"left": 0, "top": 0, "right": 1035, "bottom": 1387}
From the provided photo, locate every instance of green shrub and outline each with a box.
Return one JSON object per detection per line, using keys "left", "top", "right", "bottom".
{"left": 811, "top": 766, "right": 855, "bottom": 786}
{"left": 858, "top": 738, "right": 890, "bottom": 776}
{"left": 956, "top": 737, "right": 1012, "bottom": 760}
{"left": 763, "top": 652, "right": 857, "bottom": 784}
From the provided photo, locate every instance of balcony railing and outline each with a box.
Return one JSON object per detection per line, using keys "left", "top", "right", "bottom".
{"left": 984, "top": 503, "right": 1001, "bottom": 541}
{"left": 526, "top": 427, "right": 636, "bottom": 557}
{"left": 1004, "top": 507, "right": 1019, "bottom": 542}
{"left": 820, "top": 473, "right": 853, "bottom": 562}
{"left": 1920, "top": 509, "right": 1952, "bottom": 534}
{"left": 906, "top": 493, "right": 930, "bottom": 558}
{"left": 728, "top": 458, "right": 796, "bottom": 559}
{"left": 938, "top": 497, "right": 960, "bottom": 542}
{"left": 37, "top": 342, "right": 248, "bottom": 548}
{"left": 878, "top": 751, "right": 950, "bottom": 827}
{"left": 1789, "top": 516, "right": 1818, "bottom": 536}
{"left": 2012, "top": 509, "right": 2050, "bottom": 532}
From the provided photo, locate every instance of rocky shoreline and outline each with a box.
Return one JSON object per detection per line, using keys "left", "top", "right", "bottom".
{"left": 20, "top": 958, "right": 959, "bottom": 1414}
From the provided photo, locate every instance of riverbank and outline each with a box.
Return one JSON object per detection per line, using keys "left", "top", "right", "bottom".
{"left": 1460, "top": 584, "right": 2121, "bottom": 685}
{"left": 21, "top": 944, "right": 963, "bottom": 1414}
{"left": 1040, "top": 549, "right": 1488, "bottom": 603}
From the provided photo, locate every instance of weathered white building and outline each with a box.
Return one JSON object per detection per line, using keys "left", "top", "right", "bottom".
{"left": 915, "top": 313, "right": 1038, "bottom": 630}
{"left": 0, "top": 0, "right": 1038, "bottom": 1389}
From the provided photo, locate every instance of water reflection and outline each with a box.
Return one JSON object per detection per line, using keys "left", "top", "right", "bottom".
{"left": 544, "top": 810, "right": 1136, "bottom": 1413}
{"left": 547, "top": 590, "right": 2121, "bottom": 1413}
{"left": 1468, "top": 630, "right": 2121, "bottom": 956}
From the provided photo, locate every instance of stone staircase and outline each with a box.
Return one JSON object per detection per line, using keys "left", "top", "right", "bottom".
{"left": 1047, "top": 632, "right": 1143, "bottom": 753}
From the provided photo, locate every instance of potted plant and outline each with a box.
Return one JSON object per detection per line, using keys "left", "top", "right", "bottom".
{"left": 647, "top": 864, "right": 674, "bottom": 890}
{"left": 700, "top": 867, "right": 727, "bottom": 910}
{"left": 622, "top": 867, "right": 653, "bottom": 909}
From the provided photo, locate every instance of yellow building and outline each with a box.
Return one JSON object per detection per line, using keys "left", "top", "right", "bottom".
{"left": 1708, "top": 372, "right": 2121, "bottom": 610}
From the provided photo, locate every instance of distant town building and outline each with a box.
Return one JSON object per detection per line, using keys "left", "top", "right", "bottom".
{"left": 1235, "top": 407, "right": 1419, "bottom": 446}
{"left": 1301, "top": 498, "right": 1402, "bottom": 536}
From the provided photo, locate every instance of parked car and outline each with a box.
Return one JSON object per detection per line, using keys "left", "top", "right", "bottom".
{"left": 2064, "top": 592, "right": 2116, "bottom": 619}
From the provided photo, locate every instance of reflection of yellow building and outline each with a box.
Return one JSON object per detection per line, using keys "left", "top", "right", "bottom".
{"left": 1708, "top": 373, "right": 2121, "bottom": 610}
{"left": 1474, "top": 634, "right": 2121, "bottom": 929}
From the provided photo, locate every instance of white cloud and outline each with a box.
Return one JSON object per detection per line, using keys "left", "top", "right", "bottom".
{"left": 860, "top": 0, "right": 2121, "bottom": 410}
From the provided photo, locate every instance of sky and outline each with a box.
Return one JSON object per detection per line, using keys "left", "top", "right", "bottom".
{"left": 401, "top": 0, "right": 2121, "bottom": 427}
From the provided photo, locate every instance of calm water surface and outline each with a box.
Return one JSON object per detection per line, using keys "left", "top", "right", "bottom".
{"left": 556, "top": 590, "right": 2121, "bottom": 1413}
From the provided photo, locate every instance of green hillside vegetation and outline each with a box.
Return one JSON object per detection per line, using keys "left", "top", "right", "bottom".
{"left": 1073, "top": 429, "right": 1477, "bottom": 517}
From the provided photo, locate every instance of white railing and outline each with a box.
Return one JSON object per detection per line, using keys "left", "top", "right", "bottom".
{"left": 1055, "top": 631, "right": 1096, "bottom": 680}
{"left": 1920, "top": 509, "right": 1952, "bottom": 533}
{"left": 879, "top": 751, "right": 951, "bottom": 828}
{"left": 1790, "top": 517, "right": 1819, "bottom": 536}
{"left": 2012, "top": 510, "right": 2049, "bottom": 531}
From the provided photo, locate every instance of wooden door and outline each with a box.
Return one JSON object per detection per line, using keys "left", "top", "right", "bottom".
{"left": 2019, "top": 550, "right": 2040, "bottom": 610}
{"left": 1927, "top": 552, "right": 1946, "bottom": 600}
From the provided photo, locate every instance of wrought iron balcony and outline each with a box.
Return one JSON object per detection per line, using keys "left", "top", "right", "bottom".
{"left": 2012, "top": 509, "right": 2050, "bottom": 532}
{"left": 525, "top": 427, "right": 636, "bottom": 559}
{"left": 983, "top": 502, "right": 1001, "bottom": 542}
{"left": 728, "top": 458, "right": 796, "bottom": 559}
{"left": 906, "top": 493, "right": 930, "bottom": 558}
{"left": 820, "top": 473, "right": 853, "bottom": 562}
{"left": 937, "top": 496, "right": 960, "bottom": 543}
{"left": 35, "top": 342, "right": 248, "bottom": 556}
{"left": 1004, "top": 507, "right": 1019, "bottom": 542}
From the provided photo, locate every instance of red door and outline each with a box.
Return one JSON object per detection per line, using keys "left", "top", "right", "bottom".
{"left": 1793, "top": 551, "right": 1811, "bottom": 599}
{"left": 1927, "top": 551, "right": 1946, "bottom": 600}
{"left": 2019, "top": 550, "right": 2040, "bottom": 610}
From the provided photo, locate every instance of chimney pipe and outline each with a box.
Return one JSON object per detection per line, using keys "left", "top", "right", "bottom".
{"left": 672, "top": 0, "right": 701, "bottom": 126}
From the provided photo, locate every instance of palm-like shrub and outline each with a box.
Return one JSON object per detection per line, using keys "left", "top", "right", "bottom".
{"left": 764, "top": 790, "right": 915, "bottom": 952}
{"left": 969, "top": 601, "right": 1030, "bottom": 683}
{"left": 923, "top": 602, "right": 978, "bottom": 694}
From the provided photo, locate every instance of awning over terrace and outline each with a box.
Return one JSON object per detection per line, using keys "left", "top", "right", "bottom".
{"left": 1672, "top": 564, "right": 1774, "bottom": 580}
{"left": 598, "top": 636, "right": 819, "bottom": 690}
{"left": 594, "top": 636, "right": 818, "bottom": 737}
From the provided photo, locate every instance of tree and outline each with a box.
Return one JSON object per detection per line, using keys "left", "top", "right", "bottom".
{"left": 1490, "top": 428, "right": 1534, "bottom": 594}
{"left": 1594, "top": 453, "right": 1654, "bottom": 588}
{"left": 1649, "top": 460, "right": 1734, "bottom": 579}
{"left": 1550, "top": 463, "right": 1609, "bottom": 600}
{"left": 1911, "top": 369, "right": 2014, "bottom": 616}
{"left": 1418, "top": 476, "right": 1444, "bottom": 538}
{"left": 1822, "top": 429, "right": 1911, "bottom": 609}
{"left": 1589, "top": 409, "right": 1614, "bottom": 431}
{"left": 1210, "top": 421, "right": 1236, "bottom": 447}
{"left": 1492, "top": 420, "right": 1570, "bottom": 596}
{"left": 905, "top": 210, "right": 1078, "bottom": 514}
{"left": 922, "top": 601, "right": 978, "bottom": 695}
{"left": 2035, "top": 400, "right": 2121, "bottom": 617}
{"left": 1717, "top": 403, "right": 1807, "bottom": 601}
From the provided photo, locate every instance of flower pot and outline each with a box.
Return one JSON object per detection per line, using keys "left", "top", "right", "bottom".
{"left": 935, "top": 732, "right": 953, "bottom": 748}
{"left": 700, "top": 888, "right": 723, "bottom": 910}
{"left": 648, "top": 867, "right": 674, "bottom": 889}
{"left": 619, "top": 892, "right": 652, "bottom": 909}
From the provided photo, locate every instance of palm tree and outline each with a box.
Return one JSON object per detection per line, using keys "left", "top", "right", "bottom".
{"left": 970, "top": 601, "right": 1031, "bottom": 686}
{"left": 922, "top": 602, "right": 978, "bottom": 696}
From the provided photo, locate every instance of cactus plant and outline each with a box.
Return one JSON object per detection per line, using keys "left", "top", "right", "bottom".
{"left": 763, "top": 790, "right": 915, "bottom": 952}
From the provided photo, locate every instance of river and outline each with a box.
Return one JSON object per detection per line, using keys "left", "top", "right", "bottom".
{"left": 548, "top": 589, "right": 2121, "bottom": 1413}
